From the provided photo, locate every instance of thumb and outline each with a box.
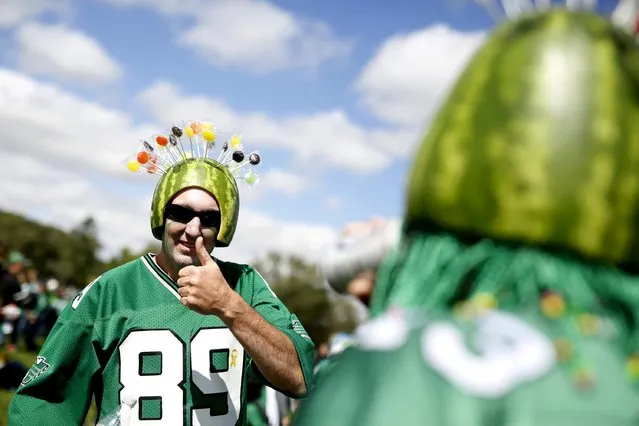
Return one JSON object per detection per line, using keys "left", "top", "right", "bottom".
{"left": 195, "top": 236, "right": 212, "bottom": 266}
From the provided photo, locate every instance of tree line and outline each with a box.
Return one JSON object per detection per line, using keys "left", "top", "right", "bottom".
{"left": 0, "top": 209, "right": 159, "bottom": 288}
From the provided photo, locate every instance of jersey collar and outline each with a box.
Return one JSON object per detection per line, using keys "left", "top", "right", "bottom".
{"left": 141, "top": 253, "right": 180, "bottom": 300}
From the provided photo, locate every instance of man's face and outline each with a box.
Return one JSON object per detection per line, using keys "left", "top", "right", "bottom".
{"left": 161, "top": 188, "right": 221, "bottom": 270}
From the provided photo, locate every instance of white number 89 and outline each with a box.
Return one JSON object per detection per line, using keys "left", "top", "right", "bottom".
{"left": 118, "top": 328, "right": 244, "bottom": 425}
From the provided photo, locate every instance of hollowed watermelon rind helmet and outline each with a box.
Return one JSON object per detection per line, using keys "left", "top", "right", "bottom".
{"left": 404, "top": 9, "right": 639, "bottom": 269}
{"left": 150, "top": 158, "right": 240, "bottom": 247}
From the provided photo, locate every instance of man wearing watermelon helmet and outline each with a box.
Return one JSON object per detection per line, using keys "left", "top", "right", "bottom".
{"left": 293, "top": 2, "right": 639, "bottom": 425}
{"left": 9, "top": 123, "right": 315, "bottom": 426}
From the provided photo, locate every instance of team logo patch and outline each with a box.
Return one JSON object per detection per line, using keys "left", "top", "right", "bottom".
{"left": 21, "top": 356, "right": 50, "bottom": 386}
{"left": 292, "top": 320, "right": 310, "bottom": 340}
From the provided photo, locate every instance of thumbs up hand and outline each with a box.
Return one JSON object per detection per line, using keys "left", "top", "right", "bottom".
{"left": 177, "top": 236, "right": 232, "bottom": 315}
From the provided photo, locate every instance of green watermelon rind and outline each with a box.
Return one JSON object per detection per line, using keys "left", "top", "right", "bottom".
{"left": 150, "top": 158, "right": 240, "bottom": 247}
{"left": 406, "top": 10, "right": 639, "bottom": 268}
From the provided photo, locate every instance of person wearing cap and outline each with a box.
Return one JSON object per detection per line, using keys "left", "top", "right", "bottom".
{"left": 8, "top": 122, "right": 315, "bottom": 426}
{"left": 293, "top": 2, "right": 639, "bottom": 425}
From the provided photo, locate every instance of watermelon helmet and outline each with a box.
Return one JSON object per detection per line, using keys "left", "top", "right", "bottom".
{"left": 125, "top": 122, "right": 261, "bottom": 247}
{"left": 403, "top": 4, "right": 639, "bottom": 269}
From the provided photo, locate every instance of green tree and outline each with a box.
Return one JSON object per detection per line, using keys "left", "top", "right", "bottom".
{"left": 98, "top": 242, "right": 161, "bottom": 274}
{"left": 0, "top": 209, "right": 159, "bottom": 289}
{"left": 253, "top": 252, "right": 361, "bottom": 346}
{"left": 68, "top": 217, "right": 102, "bottom": 287}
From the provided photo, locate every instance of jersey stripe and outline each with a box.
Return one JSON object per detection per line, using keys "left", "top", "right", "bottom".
{"left": 141, "top": 254, "right": 181, "bottom": 300}
{"left": 254, "top": 268, "right": 278, "bottom": 299}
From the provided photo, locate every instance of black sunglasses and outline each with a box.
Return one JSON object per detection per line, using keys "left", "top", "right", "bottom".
{"left": 164, "top": 204, "right": 221, "bottom": 229}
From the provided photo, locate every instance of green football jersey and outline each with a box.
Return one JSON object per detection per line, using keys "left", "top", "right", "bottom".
{"left": 294, "top": 309, "right": 639, "bottom": 426}
{"left": 8, "top": 254, "right": 315, "bottom": 426}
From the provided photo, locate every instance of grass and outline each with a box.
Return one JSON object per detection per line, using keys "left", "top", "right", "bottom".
{"left": 0, "top": 344, "right": 98, "bottom": 426}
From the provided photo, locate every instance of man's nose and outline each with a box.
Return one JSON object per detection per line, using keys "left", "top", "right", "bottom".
{"left": 185, "top": 217, "right": 202, "bottom": 236}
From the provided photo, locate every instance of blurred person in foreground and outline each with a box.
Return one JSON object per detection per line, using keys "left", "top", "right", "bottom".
{"left": 9, "top": 122, "right": 315, "bottom": 425}
{"left": 294, "top": 2, "right": 639, "bottom": 425}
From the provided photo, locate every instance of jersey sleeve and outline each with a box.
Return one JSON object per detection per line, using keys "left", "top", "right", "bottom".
{"left": 7, "top": 279, "right": 103, "bottom": 425}
{"left": 245, "top": 267, "right": 316, "bottom": 398}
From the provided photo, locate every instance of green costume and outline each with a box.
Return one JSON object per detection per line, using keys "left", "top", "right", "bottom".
{"left": 295, "top": 3, "right": 639, "bottom": 425}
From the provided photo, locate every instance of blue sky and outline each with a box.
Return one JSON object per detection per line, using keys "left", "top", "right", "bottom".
{"left": 0, "top": 0, "right": 626, "bottom": 262}
{"left": 69, "top": 0, "right": 488, "bottom": 222}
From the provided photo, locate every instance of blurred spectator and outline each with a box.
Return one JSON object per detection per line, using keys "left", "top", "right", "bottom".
{"left": 18, "top": 267, "right": 43, "bottom": 352}
{"left": 0, "top": 245, "right": 7, "bottom": 281}
{"left": 0, "top": 351, "right": 28, "bottom": 391}
{"left": 35, "top": 279, "right": 61, "bottom": 336}
{"left": 23, "top": 267, "right": 40, "bottom": 297}
{"left": 1, "top": 251, "right": 30, "bottom": 352}
{"left": 246, "top": 379, "right": 296, "bottom": 426}
{"left": 321, "top": 217, "right": 400, "bottom": 308}
{"left": 50, "top": 285, "right": 70, "bottom": 315}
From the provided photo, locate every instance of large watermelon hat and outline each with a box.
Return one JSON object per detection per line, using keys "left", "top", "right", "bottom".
{"left": 125, "top": 121, "right": 261, "bottom": 247}
{"left": 370, "top": 0, "right": 639, "bottom": 388}
{"left": 405, "top": 2, "right": 639, "bottom": 268}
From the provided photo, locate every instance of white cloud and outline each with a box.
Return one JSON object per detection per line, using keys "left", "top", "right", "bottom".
{"left": 0, "top": 68, "right": 337, "bottom": 263}
{"left": 136, "top": 81, "right": 413, "bottom": 173}
{"left": 219, "top": 210, "right": 338, "bottom": 264}
{"left": 100, "top": 0, "right": 352, "bottom": 73}
{"left": 325, "top": 196, "right": 341, "bottom": 212}
{"left": 177, "top": 0, "right": 352, "bottom": 73}
{"left": 0, "top": 68, "right": 163, "bottom": 256}
{"left": 0, "top": 149, "right": 92, "bottom": 208}
{"left": 15, "top": 22, "right": 123, "bottom": 85}
{"left": 0, "top": 0, "right": 71, "bottom": 28}
{"left": 354, "top": 24, "right": 485, "bottom": 129}
{"left": 0, "top": 68, "right": 151, "bottom": 179}
{"left": 260, "top": 169, "right": 310, "bottom": 196}
{"left": 0, "top": 148, "right": 154, "bottom": 256}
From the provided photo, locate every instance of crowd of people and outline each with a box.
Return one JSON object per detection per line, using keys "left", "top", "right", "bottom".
{"left": 0, "top": 245, "right": 75, "bottom": 391}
